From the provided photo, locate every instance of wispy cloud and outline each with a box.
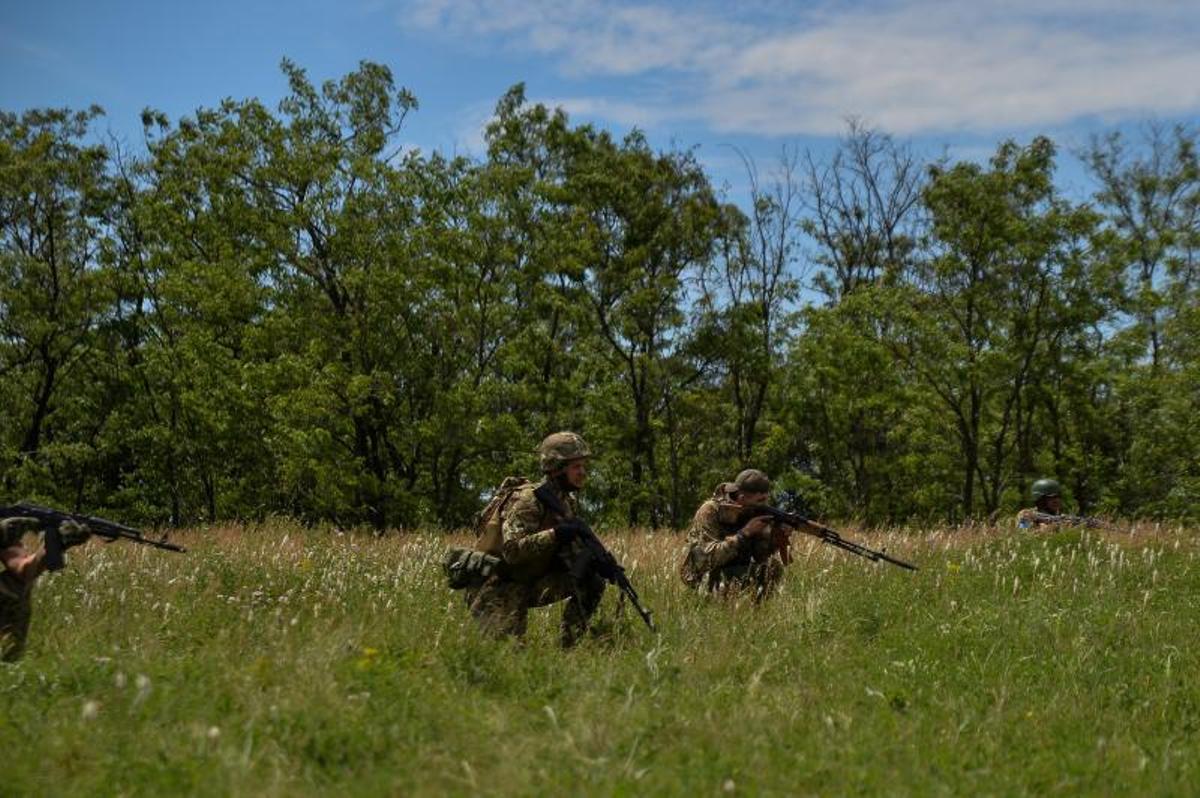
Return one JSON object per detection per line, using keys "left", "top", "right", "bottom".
{"left": 401, "top": 0, "right": 1200, "bottom": 136}
{"left": 0, "top": 26, "right": 65, "bottom": 64}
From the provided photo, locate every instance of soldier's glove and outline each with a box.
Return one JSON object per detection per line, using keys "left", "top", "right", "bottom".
{"left": 58, "top": 520, "right": 92, "bottom": 550}
{"left": 739, "top": 515, "right": 773, "bottom": 542}
{"left": 1, "top": 517, "right": 41, "bottom": 546}
{"left": 443, "top": 547, "right": 501, "bottom": 590}
{"left": 554, "top": 518, "right": 588, "bottom": 545}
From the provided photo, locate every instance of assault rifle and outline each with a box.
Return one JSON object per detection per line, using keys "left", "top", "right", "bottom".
{"left": 0, "top": 503, "right": 186, "bottom": 571}
{"left": 1023, "top": 511, "right": 1110, "bottom": 529}
{"left": 742, "top": 503, "right": 918, "bottom": 571}
{"left": 533, "top": 483, "right": 656, "bottom": 632}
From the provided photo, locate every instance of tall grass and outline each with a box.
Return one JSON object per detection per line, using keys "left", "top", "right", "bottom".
{"left": 4, "top": 522, "right": 1198, "bottom": 795}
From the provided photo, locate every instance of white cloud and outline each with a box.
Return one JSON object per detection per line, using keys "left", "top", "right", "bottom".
{"left": 549, "top": 96, "right": 671, "bottom": 129}
{"left": 401, "top": 0, "right": 1200, "bottom": 136}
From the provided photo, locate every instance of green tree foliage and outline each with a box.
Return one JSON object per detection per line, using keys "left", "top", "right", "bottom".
{"left": 0, "top": 106, "right": 115, "bottom": 503}
{"left": 2, "top": 62, "right": 1197, "bottom": 526}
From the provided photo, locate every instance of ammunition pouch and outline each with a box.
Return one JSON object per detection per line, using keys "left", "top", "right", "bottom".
{"left": 443, "top": 546, "right": 502, "bottom": 590}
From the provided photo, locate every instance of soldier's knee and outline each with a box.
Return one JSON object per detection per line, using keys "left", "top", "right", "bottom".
{"left": 473, "top": 607, "right": 526, "bottom": 638}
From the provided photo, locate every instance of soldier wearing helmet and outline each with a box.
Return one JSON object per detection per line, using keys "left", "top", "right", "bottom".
{"left": 678, "top": 468, "right": 785, "bottom": 602}
{"left": 465, "top": 432, "right": 606, "bottom": 647}
{"left": 1017, "top": 478, "right": 1065, "bottom": 529}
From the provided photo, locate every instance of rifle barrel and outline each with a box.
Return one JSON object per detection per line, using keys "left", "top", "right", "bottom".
{"left": 743, "top": 504, "right": 918, "bottom": 571}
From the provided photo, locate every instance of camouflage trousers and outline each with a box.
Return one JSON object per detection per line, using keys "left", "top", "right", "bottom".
{"left": 705, "top": 557, "right": 785, "bottom": 603}
{"left": 0, "top": 572, "right": 33, "bottom": 662}
{"left": 466, "top": 567, "right": 606, "bottom": 647}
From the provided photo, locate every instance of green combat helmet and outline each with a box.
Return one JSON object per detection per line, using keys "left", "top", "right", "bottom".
{"left": 538, "top": 431, "right": 592, "bottom": 473}
{"left": 1031, "top": 478, "right": 1062, "bottom": 500}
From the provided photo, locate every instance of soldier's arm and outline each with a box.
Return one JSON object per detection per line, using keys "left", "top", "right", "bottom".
{"left": 1017, "top": 509, "right": 1057, "bottom": 529}
{"left": 500, "top": 491, "right": 561, "bottom": 566}
{"left": 0, "top": 544, "right": 46, "bottom": 585}
{"left": 685, "top": 503, "right": 749, "bottom": 573}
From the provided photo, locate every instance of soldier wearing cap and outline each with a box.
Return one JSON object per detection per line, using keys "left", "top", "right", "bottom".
{"left": 466, "top": 432, "right": 606, "bottom": 647}
{"left": 679, "top": 468, "right": 785, "bottom": 602}
{"left": 1017, "top": 478, "right": 1065, "bottom": 529}
{"left": 1, "top": 516, "right": 91, "bottom": 662}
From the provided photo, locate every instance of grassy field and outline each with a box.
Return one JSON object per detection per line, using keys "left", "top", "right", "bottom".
{"left": 4, "top": 521, "right": 1199, "bottom": 796}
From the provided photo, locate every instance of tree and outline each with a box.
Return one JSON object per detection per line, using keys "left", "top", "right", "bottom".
{"left": 802, "top": 120, "right": 924, "bottom": 301}
{"left": 0, "top": 106, "right": 115, "bottom": 502}
{"left": 562, "top": 129, "right": 723, "bottom": 525}
{"left": 898, "top": 137, "right": 1100, "bottom": 518}
{"left": 1083, "top": 124, "right": 1199, "bottom": 369}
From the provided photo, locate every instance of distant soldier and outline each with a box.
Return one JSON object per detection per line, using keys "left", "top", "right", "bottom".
{"left": 679, "top": 468, "right": 785, "bottom": 602}
{"left": 1, "top": 516, "right": 91, "bottom": 662}
{"left": 1017, "top": 478, "right": 1105, "bottom": 529}
{"left": 1017, "top": 479, "right": 1065, "bottom": 529}
{"left": 465, "top": 432, "right": 606, "bottom": 647}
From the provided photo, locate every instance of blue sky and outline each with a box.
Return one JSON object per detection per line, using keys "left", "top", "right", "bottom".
{"left": 3, "top": 0, "right": 1198, "bottom": 198}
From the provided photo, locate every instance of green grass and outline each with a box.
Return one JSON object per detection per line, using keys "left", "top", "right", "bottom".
{"left": 4, "top": 522, "right": 1199, "bottom": 796}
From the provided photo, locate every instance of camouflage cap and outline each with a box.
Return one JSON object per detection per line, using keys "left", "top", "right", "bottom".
{"left": 733, "top": 468, "right": 771, "bottom": 495}
{"left": 1031, "top": 478, "right": 1062, "bottom": 500}
{"left": 538, "top": 431, "right": 592, "bottom": 473}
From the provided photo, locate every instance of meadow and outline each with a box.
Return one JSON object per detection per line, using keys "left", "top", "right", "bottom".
{"left": 3, "top": 521, "right": 1198, "bottom": 796}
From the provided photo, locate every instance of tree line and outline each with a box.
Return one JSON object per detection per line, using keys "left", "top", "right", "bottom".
{"left": 2, "top": 61, "right": 1197, "bottom": 529}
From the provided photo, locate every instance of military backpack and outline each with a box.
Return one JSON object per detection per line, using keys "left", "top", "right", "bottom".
{"left": 442, "top": 476, "right": 531, "bottom": 590}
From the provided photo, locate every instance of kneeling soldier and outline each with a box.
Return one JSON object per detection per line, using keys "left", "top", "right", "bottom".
{"left": 1, "top": 516, "right": 91, "bottom": 662}
{"left": 679, "top": 469, "right": 784, "bottom": 602}
{"left": 467, "top": 432, "right": 605, "bottom": 647}
{"left": 1017, "top": 478, "right": 1106, "bottom": 530}
{"left": 1017, "top": 479, "right": 1065, "bottom": 529}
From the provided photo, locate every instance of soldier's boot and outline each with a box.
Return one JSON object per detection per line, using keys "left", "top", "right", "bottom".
{"left": 559, "top": 576, "right": 606, "bottom": 648}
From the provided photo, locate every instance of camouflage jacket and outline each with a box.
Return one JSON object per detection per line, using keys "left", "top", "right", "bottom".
{"left": 0, "top": 535, "right": 27, "bottom": 603}
{"left": 1, "top": 564, "right": 33, "bottom": 662}
{"left": 499, "top": 478, "right": 578, "bottom": 582}
{"left": 679, "top": 499, "right": 776, "bottom": 588}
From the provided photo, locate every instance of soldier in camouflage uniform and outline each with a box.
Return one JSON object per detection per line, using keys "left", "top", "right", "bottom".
{"left": 679, "top": 469, "right": 785, "bottom": 602}
{"left": 1015, "top": 478, "right": 1107, "bottom": 529}
{"left": 466, "top": 432, "right": 606, "bottom": 647}
{"left": 1, "top": 516, "right": 91, "bottom": 662}
{"left": 1017, "top": 478, "right": 1066, "bottom": 529}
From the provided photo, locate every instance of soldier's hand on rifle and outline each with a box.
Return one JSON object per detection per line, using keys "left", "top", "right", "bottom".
{"left": 554, "top": 518, "right": 587, "bottom": 545}
{"left": 740, "top": 515, "right": 773, "bottom": 540}
{"left": 58, "top": 520, "right": 92, "bottom": 549}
